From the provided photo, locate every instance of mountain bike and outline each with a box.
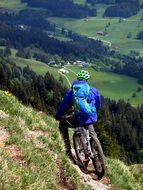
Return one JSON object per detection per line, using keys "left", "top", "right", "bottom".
{"left": 62, "top": 114, "right": 105, "bottom": 179}
{"left": 73, "top": 125, "right": 105, "bottom": 179}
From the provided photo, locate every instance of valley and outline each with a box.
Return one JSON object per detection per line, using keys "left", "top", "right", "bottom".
{"left": 0, "top": 1, "right": 143, "bottom": 189}
{"left": 47, "top": 8, "right": 143, "bottom": 54}
{"left": 9, "top": 50, "right": 143, "bottom": 106}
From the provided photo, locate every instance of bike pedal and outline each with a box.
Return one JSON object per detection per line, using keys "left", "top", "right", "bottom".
{"left": 83, "top": 158, "right": 90, "bottom": 166}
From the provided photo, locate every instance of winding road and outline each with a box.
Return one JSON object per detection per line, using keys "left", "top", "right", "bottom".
{"left": 58, "top": 69, "right": 71, "bottom": 87}
{"left": 58, "top": 65, "right": 77, "bottom": 87}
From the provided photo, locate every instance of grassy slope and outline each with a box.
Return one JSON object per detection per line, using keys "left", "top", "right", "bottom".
{"left": 73, "top": 0, "right": 86, "bottom": 4}
{"left": 0, "top": 90, "right": 143, "bottom": 190}
{"left": 0, "top": 0, "right": 27, "bottom": 10}
{"left": 0, "top": 90, "right": 91, "bottom": 190}
{"left": 12, "top": 56, "right": 60, "bottom": 78}
{"left": 47, "top": 9, "right": 143, "bottom": 54}
{"left": 107, "top": 158, "right": 143, "bottom": 190}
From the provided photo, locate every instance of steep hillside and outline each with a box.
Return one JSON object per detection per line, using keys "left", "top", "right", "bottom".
{"left": 0, "top": 90, "right": 91, "bottom": 190}
{"left": 0, "top": 90, "right": 143, "bottom": 190}
{"left": 0, "top": 89, "right": 111, "bottom": 190}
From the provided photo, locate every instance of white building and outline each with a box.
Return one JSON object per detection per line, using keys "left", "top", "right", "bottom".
{"left": 59, "top": 68, "right": 69, "bottom": 74}
{"left": 73, "top": 60, "right": 89, "bottom": 67}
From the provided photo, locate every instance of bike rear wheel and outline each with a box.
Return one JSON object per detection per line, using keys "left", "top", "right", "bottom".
{"left": 73, "top": 133, "right": 89, "bottom": 168}
{"left": 90, "top": 137, "right": 105, "bottom": 178}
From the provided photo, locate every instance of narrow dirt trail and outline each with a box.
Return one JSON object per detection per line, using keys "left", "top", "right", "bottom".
{"left": 0, "top": 109, "right": 114, "bottom": 190}
{"left": 71, "top": 159, "right": 112, "bottom": 190}
{"left": 0, "top": 127, "right": 113, "bottom": 190}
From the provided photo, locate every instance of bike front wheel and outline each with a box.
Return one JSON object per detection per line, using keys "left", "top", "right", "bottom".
{"left": 73, "top": 133, "right": 89, "bottom": 168}
{"left": 90, "top": 137, "right": 105, "bottom": 178}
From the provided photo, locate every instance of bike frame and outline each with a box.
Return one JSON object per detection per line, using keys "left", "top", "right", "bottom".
{"left": 74, "top": 126, "right": 94, "bottom": 159}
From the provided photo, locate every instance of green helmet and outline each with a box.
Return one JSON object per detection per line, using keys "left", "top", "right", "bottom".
{"left": 77, "top": 70, "right": 90, "bottom": 80}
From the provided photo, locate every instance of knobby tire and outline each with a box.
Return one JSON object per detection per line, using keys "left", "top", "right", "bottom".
{"left": 73, "top": 133, "right": 88, "bottom": 168}
{"left": 90, "top": 137, "right": 105, "bottom": 178}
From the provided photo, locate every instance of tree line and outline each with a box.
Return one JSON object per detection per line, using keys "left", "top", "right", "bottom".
{"left": 0, "top": 10, "right": 56, "bottom": 31}
{"left": 114, "top": 54, "right": 143, "bottom": 85}
{"left": 22, "top": 0, "right": 97, "bottom": 18}
{"left": 137, "top": 31, "right": 143, "bottom": 40}
{"left": 97, "top": 98, "right": 143, "bottom": 164}
{"left": 86, "top": 0, "right": 141, "bottom": 18}
{"left": 0, "top": 20, "right": 109, "bottom": 61}
{"left": 0, "top": 56, "right": 66, "bottom": 114}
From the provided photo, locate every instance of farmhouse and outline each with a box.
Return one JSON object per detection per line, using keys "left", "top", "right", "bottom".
{"left": 59, "top": 68, "right": 69, "bottom": 74}
{"left": 66, "top": 61, "right": 71, "bottom": 65}
{"left": 73, "top": 60, "right": 89, "bottom": 67}
{"left": 18, "top": 25, "right": 27, "bottom": 31}
{"left": 48, "top": 34, "right": 54, "bottom": 38}
{"left": 96, "top": 31, "right": 107, "bottom": 36}
{"left": 48, "top": 61, "right": 58, "bottom": 67}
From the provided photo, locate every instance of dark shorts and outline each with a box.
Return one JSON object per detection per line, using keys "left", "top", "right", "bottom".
{"left": 59, "top": 116, "right": 97, "bottom": 139}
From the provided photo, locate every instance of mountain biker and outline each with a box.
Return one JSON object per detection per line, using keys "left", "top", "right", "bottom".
{"left": 55, "top": 69, "right": 101, "bottom": 161}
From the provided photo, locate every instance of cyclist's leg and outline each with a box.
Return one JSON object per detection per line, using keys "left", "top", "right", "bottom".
{"left": 59, "top": 118, "right": 75, "bottom": 158}
{"left": 88, "top": 124, "right": 98, "bottom": 157}
{"left": 88, "top": 124, "right": 97, "bottom": 139}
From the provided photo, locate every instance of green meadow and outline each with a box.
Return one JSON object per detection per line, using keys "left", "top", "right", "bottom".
{"left": 47, "top": 9, "right": 143, "bottom": 54}
{"left": 73, "top": 0, "right": 86, "bottom": 4}
{"left": 10, "top": 53, "right": 143, "bottom": 106}
{"left": 64, "top": 65, "right": 143, "bottom": 106}
{"left": 0, "top": 0, "right": 27, "bottom": 10}
{"left": 11, "top": 56, "right": 60, "bottom": 77}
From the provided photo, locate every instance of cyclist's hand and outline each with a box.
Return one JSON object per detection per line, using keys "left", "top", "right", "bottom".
{"left": 60, "top": 116, "right": 65, "bottom": 122}
{"left": 55, "top": 114, "right": 61, "bottom": 121}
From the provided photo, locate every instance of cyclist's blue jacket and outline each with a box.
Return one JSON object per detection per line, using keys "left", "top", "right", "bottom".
{"left": 55, "top": 80, "right": 101, "bottom": 125}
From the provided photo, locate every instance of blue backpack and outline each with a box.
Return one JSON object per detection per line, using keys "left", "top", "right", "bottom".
{"left": 72, "top": 82, "right": 96, "bottom": 117}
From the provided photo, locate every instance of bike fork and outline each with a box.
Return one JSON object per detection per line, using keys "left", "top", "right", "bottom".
{"left": 85, "top": 130, "right": 94, "bottom": 159}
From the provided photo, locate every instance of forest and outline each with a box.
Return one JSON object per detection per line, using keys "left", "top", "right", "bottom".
{"left": 113, "top": 54, "right": 143, "bottom": 85}
{"left": 0, "top": 10, "right": 56, "bottom": 31}
{"left": 0, "top": 56, "right": 66, "bottom": 114}
{"left": 22, "top": 0, "right": 141, "bottom": 18}
{"left": 86, "top": 0, "right": 141, "bottom": 17}
{"left": 0, "top": 19, "right": 109, "bottom": 60}
{"left": 137, "top": 31, "right": 143, "bottom": 40}
{"left": 22, "top": 0, "right": 97, "bottom": 18}
{"left": 98, "top": 98, "right": 143, "bottom": 164}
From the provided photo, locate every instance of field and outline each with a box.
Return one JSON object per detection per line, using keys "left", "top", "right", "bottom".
{"left": 73, "top": 0, "right": 86, "bottom": 4}
{"left": 0, "top": 0, "right": 27, "bottom": 10}
{"left": 10, "top": 53, "right": 143, "bottom": 106}
{"left": 47, "top": 8, "right": 143, "bottom": 54}
{"left": 1, "top": 0, "right": 143, "bottom": 54}
{"left": 11, "top": 56, "right": 60, "bottom": 78}
{"left": 64, "top": 65, "right": 143, "bottom": 106}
